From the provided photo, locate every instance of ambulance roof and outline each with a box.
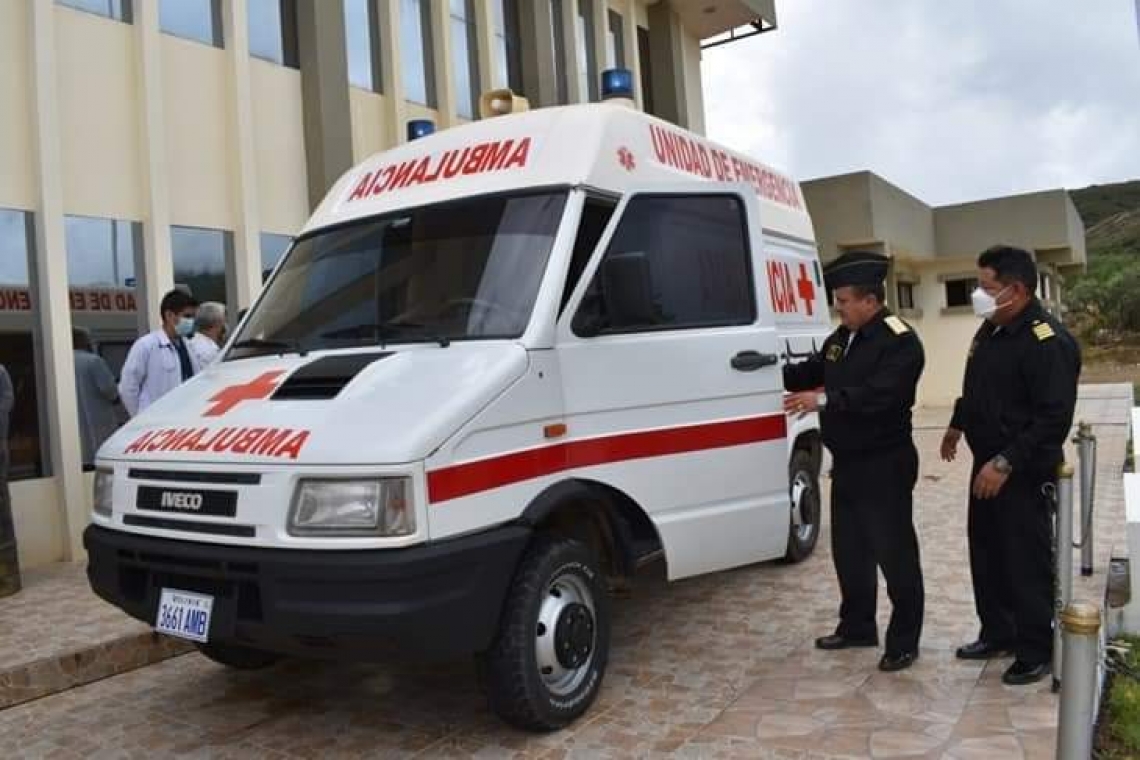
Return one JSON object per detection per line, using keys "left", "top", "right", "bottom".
{"left": 304, "top": 103, "right": 816, "bottom": 244}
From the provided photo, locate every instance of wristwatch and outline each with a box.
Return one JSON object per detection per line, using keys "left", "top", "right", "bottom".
{"left": 991, "top": 454, "right": 1013, "bottom": 475}
{"left": 816, "top": 392, "right": 828, "bottom": 409}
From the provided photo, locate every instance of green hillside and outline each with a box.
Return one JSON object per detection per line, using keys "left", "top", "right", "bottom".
{"left": 1066, "top": 180, "right": 1140, "bottom": 335}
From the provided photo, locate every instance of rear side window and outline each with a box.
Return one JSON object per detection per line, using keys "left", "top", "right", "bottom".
{"left": 572, "top": 195, "right": 755, "bottom": 336}
{"left": 560, "top": 197, "right": 617, "bottom": 313}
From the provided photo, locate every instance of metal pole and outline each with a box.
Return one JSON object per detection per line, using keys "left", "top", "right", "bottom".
{"left": 1072, "top": 421, "right": 1096, "bottom": 577}
{"left": 1053, "top": 462, "right": 1075, "bottom": 690}
{"left": 1055, "top": 602, "right": 1101, "bottom": 760}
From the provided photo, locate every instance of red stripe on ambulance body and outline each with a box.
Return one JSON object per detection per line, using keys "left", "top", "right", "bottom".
{"left": 427, "top": 414, "right": 788, "bottom": 504}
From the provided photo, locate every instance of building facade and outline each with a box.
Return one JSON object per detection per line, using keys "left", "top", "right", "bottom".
{"left": 802, "top": 171, "right": 1087, "bottom": 407}
{"left": 0, "top": 0, "right": 778, "bottom": 569}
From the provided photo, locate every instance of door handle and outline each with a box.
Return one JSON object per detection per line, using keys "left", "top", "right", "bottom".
{"left": 731, "top": 351, "right": 779, "bottom": 372}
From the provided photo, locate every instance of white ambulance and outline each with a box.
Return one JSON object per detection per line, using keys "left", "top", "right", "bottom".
{"left": 85, "top": 74, "right": 830, "bottom": 731}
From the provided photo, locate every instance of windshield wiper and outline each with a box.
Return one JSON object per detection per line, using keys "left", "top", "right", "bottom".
{"left": 229, "top": 337, "right": 308, "bottom": 356}
{"left": 320, "top": 321, "right": 451, "bottom": 348}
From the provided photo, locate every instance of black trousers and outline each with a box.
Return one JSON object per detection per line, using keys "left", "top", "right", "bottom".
{"left": 830, "top": 443, "right": 924, "bottom": 655}
{"left": 967, "top": 460, "right": 1054, "bottom": 665}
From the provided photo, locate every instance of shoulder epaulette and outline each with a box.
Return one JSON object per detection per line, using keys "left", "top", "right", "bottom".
{"left": 1032, "top": 320, "right": 1055, "bottom": 341}
{"left": 884, "top": 315, "right": 910, "bottom": 335}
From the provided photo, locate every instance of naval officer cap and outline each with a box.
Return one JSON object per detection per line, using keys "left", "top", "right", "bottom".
{"left": 823, "top": 250, "right": 890, "bottom": 290}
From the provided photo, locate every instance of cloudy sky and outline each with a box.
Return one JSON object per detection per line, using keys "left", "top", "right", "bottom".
{"left": 702, "top": 0, "right": 1140, "bottom": 205}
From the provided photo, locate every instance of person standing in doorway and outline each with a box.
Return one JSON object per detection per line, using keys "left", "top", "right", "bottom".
{"left": 942, "top": 245, "right": 1081, "bottom": 686}
{"left": 0, "top": 362, "right": 19, "bottom": 597}
{"left": 189, "top": 301, "right": 227, "bottom": 367}
{"left": 783, "top": 251, "right": 926, "bottom": 672}
{"left": 118, "top": 289, "right": 201, "bottom": 417}
{"left": 72, "top": 328, "right": 121, "bottom": 469}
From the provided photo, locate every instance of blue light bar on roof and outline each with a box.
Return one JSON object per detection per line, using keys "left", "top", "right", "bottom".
{"left": 407, "top": 119, "right": 435, "bottom": 141}
{"left": 601, "top": 68, "right": 635, "bottom": 101}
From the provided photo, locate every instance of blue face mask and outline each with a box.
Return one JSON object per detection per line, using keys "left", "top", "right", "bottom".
{"left": 175, "top": 317, "right": 195, "bottom": 338}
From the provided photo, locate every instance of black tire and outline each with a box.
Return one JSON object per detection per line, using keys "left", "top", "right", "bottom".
{"left": 482, "top": 534, "right": 610, "bottom": 732}
{"left": 195, "top": 641, "right": 280, "bottom": 670}
{"left": 784, "top": 449, "right": 821, "bottom": 563}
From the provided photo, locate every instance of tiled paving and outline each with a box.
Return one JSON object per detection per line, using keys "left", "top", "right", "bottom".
{"left": 0, "top": 562, "right": 191, "bottom": 709}
{"left": 0, "top": 384, "right": 1132, "bottom": 758}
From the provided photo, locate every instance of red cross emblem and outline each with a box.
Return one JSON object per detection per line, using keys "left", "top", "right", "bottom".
{"left": 796, "top": 263, "right": 816, "bottom": 316}
{"left": 203, "top": 371, "right": 285, "bottom": 417}
{"left": 617, "top": 147, "right": 636, "bottom": 171}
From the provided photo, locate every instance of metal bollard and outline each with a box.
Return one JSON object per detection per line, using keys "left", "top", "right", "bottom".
{"left": 1072, "top": 421, "right": 1097, "bottom": 577}
{"left": 1055, "top": 602, "right": 1101, "bottom": 760}
{"left": 1053, "top": 463, "right": 1075, "bottom": 691}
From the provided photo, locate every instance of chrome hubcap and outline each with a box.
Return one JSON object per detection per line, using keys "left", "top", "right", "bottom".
{"left": 535, "top": 574, "right": 596, "bottom": 696}
{"left": 791, "top": 471, "right": 817, "bottom": 543}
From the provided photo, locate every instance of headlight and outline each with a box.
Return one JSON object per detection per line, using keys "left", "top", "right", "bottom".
{"left": 92, "top": 470, "right": 114, "bottom": 518}
{"left": 288, "top": 478, "right": 414, "bottom": 537}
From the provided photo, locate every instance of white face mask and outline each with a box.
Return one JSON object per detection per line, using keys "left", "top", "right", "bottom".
{"left": 971, "top": 285, "right": 1010, "bottom": 319}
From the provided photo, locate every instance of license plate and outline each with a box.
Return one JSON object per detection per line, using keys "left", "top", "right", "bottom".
{"left": 155, "top": 588, "right": 214, "bottom": 643}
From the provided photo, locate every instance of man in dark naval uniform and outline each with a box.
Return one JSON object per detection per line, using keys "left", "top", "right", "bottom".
{"left": 784, "top": 251, "right": 926, "bottom": 672}
{"left": 942, "top": 245, "right": 1081, "bottom": 686}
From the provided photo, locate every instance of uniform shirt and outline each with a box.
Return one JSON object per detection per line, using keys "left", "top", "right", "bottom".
{"left": 74, "top": 350, "right": 121, "bottom": 466}
{"left": 950, "top": 299, "right": 1081, "bottom": 475}
{"left": 784, "top": 309, "right": 925, "bottom": 456}
{"left": 118, "top": 330, "right": 201, "bottom": 417}
{"left": 189, "top": 333, "right": 220, "bottom": 367}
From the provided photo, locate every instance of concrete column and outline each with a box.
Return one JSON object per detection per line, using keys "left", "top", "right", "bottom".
{"left": 429, "top": 0, "right": 458, "bottom": 127}
{"left": 518, "top": 0, "right": 557, "bottom": 106}
{"left": 377, "top": 0, "right": 408, "bottom": 144}
{"left": 646, "top": 0, "right": 689, "bottom": 127}
{"left": 622, "top": 0, "right": 643, "bottom": 109}
{"left": 222, "top": 1, "right": 262, "bottom": 314}
{"left": 589, "top": 0, "right": 608, "bottom": 84}
{"left": 474, "top": 0, "right": 497, "bottom": 95}
{"left": 297, "top": 0, "right": 355, "bottom": 209}
{"left": 135, "top": 0, "right": 175, "bottom": 330}
{"left": 28, "top": 2, "right": 88, "bottom": 561}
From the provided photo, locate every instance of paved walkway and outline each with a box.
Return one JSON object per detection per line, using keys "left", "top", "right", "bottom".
{"left": 0, "top": 384, "right": 1132, "bottom": 759}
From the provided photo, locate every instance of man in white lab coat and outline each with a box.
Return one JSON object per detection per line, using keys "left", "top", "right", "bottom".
{"left": 118, "top": 290, "right": 201, "bottom": 417}
{"left": 189, "top": 301, "right": 226, "bottom": 367}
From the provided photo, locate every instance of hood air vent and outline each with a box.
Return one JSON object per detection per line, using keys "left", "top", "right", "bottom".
{"left": 272, "top": 352, "right": 392, "bottom": 400}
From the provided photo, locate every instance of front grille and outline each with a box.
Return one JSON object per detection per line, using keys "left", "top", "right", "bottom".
{"left": 128, "top": 468, "right": 262, "bottom": 485}
{"left": 123, "top": 515, "right": 255, "bottom": 538}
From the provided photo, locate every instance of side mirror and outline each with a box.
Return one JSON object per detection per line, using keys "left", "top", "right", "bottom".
{"left": 601, "top": 251, "right": 656, "bottom": 329}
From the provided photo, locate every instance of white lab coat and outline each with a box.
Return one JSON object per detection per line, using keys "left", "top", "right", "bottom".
{"left": 189, "top": 333, "right": 221, "bottom": 367}
{"left": 118, "top": 330, "right": 201, "bottom": 417}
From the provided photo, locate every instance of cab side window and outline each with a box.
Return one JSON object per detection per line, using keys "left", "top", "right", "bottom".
{"left": 560, "top": 197, "right": 617, "bottom": 314}
{"left": 571, "top": 195, "right": 754, "bottom": 336}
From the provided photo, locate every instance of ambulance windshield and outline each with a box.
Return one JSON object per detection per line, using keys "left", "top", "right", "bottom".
{"left": 228, "top": 191, "right": 568, "bottom": 359}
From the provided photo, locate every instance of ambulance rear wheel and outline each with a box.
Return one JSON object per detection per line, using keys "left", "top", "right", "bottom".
{"left": 784, "top": 450, "right": 821, "bottom": 563}
{"left": 195, "top": 641, "right": 280, "bottom": 670}
{"left": 483, "top": 534, "right": 610, "bottom": 732}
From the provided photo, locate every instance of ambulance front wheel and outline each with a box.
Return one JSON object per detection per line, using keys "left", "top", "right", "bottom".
{"left": 784, "top": 450, "right": 821, "bottom": 563}
{"left": 482, "top": 534, "right": 610, "bottom": 732}
{"left": 195, "top": 641, "right": 280, "bottom": 670}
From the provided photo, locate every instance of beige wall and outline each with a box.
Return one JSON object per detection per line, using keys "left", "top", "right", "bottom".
{"left": 252, "top": 62, "right": 309, "bottom": 235}
{"left": 802, "top": 173, "right": 876, "bottom": 258}
{"left": 868, "top": 174, "right": 935, "bottom": 261}
{"left": 11, "top": 478, "right": 67, "bottom": 570}
{"left": 934, "top": 190, "right": 1083, "bottom": 259}
{"left": 0, "top": 2, "right": 36, "bottom": 210}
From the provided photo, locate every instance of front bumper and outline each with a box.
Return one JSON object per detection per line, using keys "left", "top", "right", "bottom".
{"left": 84, "top": 523, "right": 531, "bottom": 660}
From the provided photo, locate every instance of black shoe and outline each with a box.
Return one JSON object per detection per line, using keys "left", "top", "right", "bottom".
{"left": 879, "top": 651, "right": 919, "bottom": 672}
{"left": 955, "top": 640, "right": 1013, "bottom": 660}
{"left": 815, "top": 633, "right": 878, "bottom": 651}
{"left": 1002, "top": 660, "right": 1051, "bottom": 686}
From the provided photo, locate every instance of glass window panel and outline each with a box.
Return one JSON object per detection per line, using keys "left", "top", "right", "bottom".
{"left": 344, "top": 0, "right": 380, "bottom": 91}
{"left": 0, "top": 208, "right": 49, "bottom": 480}
{"left": 57, "top": 0, "right": 132, "bottom": 23}
{"left": 944, "top": 278, "right": 977, "bottom": 308}
{"left": 260, "top": 232, "right": 292, "bottom": 281}
{"left": 576, "top": 0, "right": 598, "bottom": 101}
{"left": 248, "top": 0, "right": 297, "bottom": 67}
{"left": 171, "top": 225, "right": 230, "bottom": 305}
{"left": 451, "top": 0, "right": 479, "bottom": 119}
{"left": 159, "top": 0, "right": 223, "bottom": 48}
{"left": 552, "top": 0, "right": 568, "bottom": 104}
{"left": 607, "top": 10, "right": 625, "bottom": 69}
{"left": 401, "top": 0, "right": 435, "bottom": 106}
{"left": 572, "top": 196, "right": 755, "bottom": 335}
